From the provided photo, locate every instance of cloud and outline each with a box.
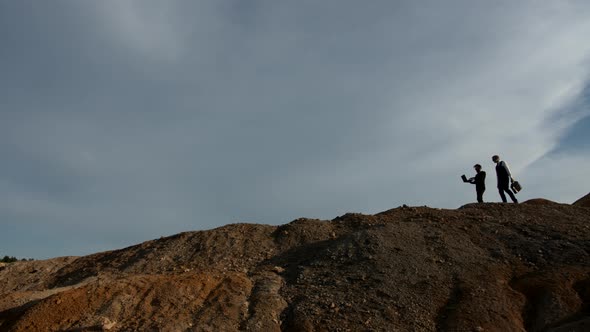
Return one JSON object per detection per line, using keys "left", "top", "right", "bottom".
{"left": 524, "top": 153, "right": 590, "bottom": 203}
{"left": 81, "top": 1, "right": 187, "bottom": 61}
{"left": 1, "top": 1, "right": 590, "bottom": 258}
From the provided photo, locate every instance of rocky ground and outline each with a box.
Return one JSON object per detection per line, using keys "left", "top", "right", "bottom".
{"left": 573, "top": 192, "right": 590, "bottom": 207}
{"left": 1, "top": 195, "right": 589, "bottom": 331}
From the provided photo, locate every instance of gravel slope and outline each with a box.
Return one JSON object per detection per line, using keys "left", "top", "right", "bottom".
{"left": 1, "top": 199, "right": 589, "bottom": 331}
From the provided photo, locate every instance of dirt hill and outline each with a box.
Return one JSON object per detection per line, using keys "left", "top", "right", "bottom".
{"left": 1, "top": 199, "right": 589, "bottom": 332}
{"left": 573, "top": 192, "right": 590, "bottom": 207}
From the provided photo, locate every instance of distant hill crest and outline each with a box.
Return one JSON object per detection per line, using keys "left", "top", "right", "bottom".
{"left": 573, "top": 192, "right": 590, "bottom": 207}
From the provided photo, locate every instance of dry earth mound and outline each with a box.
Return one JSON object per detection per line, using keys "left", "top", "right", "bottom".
{"left": 573, "top": 192, "right": 590, "bottom": 207}
{"left": 1, "top": 201, "right": 589, "bottom": 331}
{"left": 522, "top": 198, "right": 560, "bottom": 205}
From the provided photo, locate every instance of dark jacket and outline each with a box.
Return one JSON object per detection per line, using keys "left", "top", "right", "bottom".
{"left": 470, "top": 171, "right": 486, "bottom": 192}
{"left": 495, "top": 161, "right": 511, "bottom": 187}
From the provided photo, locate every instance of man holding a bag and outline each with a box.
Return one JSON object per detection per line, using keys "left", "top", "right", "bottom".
{"left": 492, "top": 155, "right": 518, "bottom": 204}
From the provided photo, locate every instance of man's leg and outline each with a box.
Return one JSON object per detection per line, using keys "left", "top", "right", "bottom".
{"left": 506, "top": 188, "right": 518, "bottom": 203}
{"left": 477, "top": 190, "right": 484, "bottom": 203}
{"left": 498, "top": 187, "right": 507, "bottom": 202}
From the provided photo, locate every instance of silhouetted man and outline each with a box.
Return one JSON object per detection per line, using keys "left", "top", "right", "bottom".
{"left": 463, "top": 164, "right": 486, "bottom": 203}
{"left": 492, "top": 155, "right": 518, "bottom": 203}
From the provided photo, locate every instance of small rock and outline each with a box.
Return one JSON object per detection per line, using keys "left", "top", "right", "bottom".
{"left": 101, "top": 317, "right": 116, "bottom": 330}
{"left": 272, "top": 266, "right": 285, "bottom": 274}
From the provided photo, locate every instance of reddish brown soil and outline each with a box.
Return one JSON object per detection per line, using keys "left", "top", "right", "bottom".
{"left": 1, "top": 199, "right": 589, "bottom": 331}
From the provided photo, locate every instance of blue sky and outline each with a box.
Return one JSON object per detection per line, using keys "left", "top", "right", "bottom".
{"left": 1, "top": 1, "right": 589, "bottom": 259}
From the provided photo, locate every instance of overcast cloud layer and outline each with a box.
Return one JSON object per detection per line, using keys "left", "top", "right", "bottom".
{"left": 1, "top": 1, "right": 590, "bottom": 258}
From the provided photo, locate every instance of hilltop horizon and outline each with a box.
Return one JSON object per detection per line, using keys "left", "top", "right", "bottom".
{"left": 5, "top": 192, "right": 589, "bottom": 261}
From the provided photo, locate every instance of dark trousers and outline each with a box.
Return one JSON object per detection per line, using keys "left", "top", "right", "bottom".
{"left": 498, "top": 183, "right": 518, "bottom": 203}
{"left": 476, "top": 189, "right": 484, "bottom": 203}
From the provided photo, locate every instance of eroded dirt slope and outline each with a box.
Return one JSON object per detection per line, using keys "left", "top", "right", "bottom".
{"left": 1, "top": 200, "right": 589, "bottom": 331}
{"left": 573, "top": 192, "right": 590, "bottom": 207}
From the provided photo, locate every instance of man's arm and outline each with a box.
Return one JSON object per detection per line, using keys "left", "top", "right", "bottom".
{"left": 472, "top": 172, "right": 485, "bottom": 186}
{"left": 501, "top": 161, "right": 513, "bottom": 181}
